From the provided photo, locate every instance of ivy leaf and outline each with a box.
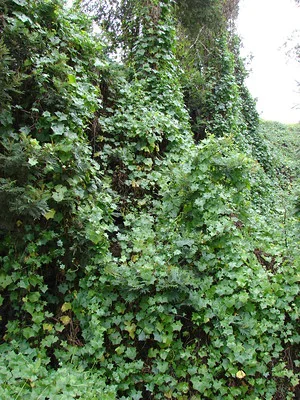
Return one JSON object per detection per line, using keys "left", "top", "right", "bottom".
{"left": 52, "top": 185, "right": 67, "bottom": 202}
{"left": 86, "top": 228, "right": 104, "bottom": 245}
{"left": 157, "top": 361, "right": 168, "bottom": 373}
{"left": 61, "top": 302, "right": 72, "bottom": 312}
{"left": 191, "top": 377, "right": 211, "bottom": 392}
{"left": 60, "top": 316, "right": 71, "bottom": 325}
{"left": 236, "top": 370, "right": 246, "bottom": 379}
{"left": 28, "top": 157, "right": 38, "bottom": 166}
{"left": 125, "top": 347, "right": 137, "bottom": 360}
{"left": 13, "top": 12, "right": 32, "bottom": 24}
{"left": 44, "top": 209, "right": 56, "bottom": 220}
{"left": 51, "top": 123, "right": 65, "bottom": 136}
{"left": 171, "top": 320, "right": 183, "bottom": 332}
{"left": 0, "top": 275, "right": 13, "bottom": 289}
{"left": 115, "top": 345, "right": 125, "bottom": 355}
{"left": 23, "top": 327, "right": 35, "bottom": 339}
{"left": 67, "top": 74, "right": 76, "bottom": 84}
{"left": 12, "top": 0, "right": 26, "bottom": 5}
{"left": 124, "top": 321, "right": 137, "bottom": 339}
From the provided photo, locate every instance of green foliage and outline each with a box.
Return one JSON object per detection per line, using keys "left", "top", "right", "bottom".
{"left": 175, "top": 0, "right": 226, "bottom": 41}
{"left": 229, "top": 35, "right": 272, "bottom": 170}
{"left": 0, "top": 0, "right": 113, "bottom": 381}
{"left": 258, "top": 120, "right": 300, "bottom": 178}
{"left": 0, "top": 38, "right": 21, "bottom": 107}
{"left": 0, "top": 341, "right": 117, "bottom": 399}
{"left": 202, "top": 35, "right": 244, "bottom": 139}
{"left": 96, "top": 0, "right": 192, "bottom": 209}
{"left": 72, "top": 136, "right": 299, "bottom": 399}
{"left": 257, "top": 120, "right": 300, "bottom": 259}
{"left": 0, "top": 0, "right": 299, "bottom": 399}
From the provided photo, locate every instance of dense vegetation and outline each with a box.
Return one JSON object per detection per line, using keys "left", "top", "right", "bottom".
{"left": 0, "top": 0, "right": 299, "bottom": 399}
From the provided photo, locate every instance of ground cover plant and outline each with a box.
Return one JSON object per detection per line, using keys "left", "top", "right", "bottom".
{"left": 0, "top": 0, "right": 299, "bottom": 399}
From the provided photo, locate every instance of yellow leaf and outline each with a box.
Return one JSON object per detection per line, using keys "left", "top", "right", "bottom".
{"left": 60, "top": 316, "right": 71, "bottom": 325}
{"left": 131, "top": 180, "right": 139, "bottom": 188}
{"left": 124, "top": 321, "right": 136, "bottom": 339}
{"left": 236, "top": 370, "right": 246, "bottom": 379}
{"left": 61, "top": 302, "right": 72, "bottom": 312}
{"left": 131, "top": 254, "right": 139, "bottom": 262}
{"left": 115, "top": 345, "right": 125, "bottom": 355}
{"left": 44, "top": 209, "right": 56, "bottom": 220}
{"left": 43, "top": 323, "right": 53, "bottom": 332}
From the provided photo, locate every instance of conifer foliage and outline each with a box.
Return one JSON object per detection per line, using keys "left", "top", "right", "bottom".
{"left": 0, "top": 0, "right": 299, "bottom": 399}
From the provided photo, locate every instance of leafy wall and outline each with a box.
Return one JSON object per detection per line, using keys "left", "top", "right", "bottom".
{"left": 0, "top": 0, "right": 299, "bottom": 399}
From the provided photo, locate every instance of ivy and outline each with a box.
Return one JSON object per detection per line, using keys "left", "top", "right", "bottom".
{"left": 0, "top": 0, "right": 113, "bottom": 378}
{"left": 0, "top": 0, "right": 299, "bottom": 399}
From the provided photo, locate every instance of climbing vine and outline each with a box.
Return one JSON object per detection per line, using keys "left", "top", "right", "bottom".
{"left": 0, "top": 0, "right": 299, "bottom": 399}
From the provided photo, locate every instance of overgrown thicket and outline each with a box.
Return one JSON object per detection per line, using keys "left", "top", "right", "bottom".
{"left": 0, "top": 0, "right": 299, "bottom": 399}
